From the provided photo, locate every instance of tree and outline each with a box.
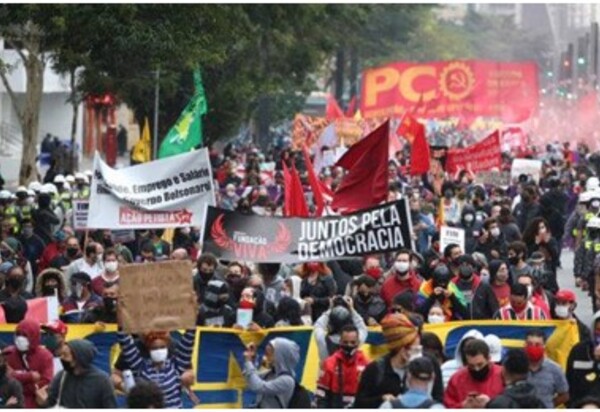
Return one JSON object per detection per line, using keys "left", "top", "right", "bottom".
{"left": 0, "top": 5, "right": 68, "bottom": 184}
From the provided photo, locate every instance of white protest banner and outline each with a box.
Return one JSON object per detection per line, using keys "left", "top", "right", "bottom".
{"left": 440, "top": 226, "right": 465, "bottom": 254}
{"left": 474, "top": 171, "right": 511, "bottom": 187}
{"left": 72, "top": 200, "right": 89, "bottom": 230}
{"left": 511, "top": 159, "right": 542, "bottom": 183}
{"left": 88, "top": 149, "right": 215, "bottom": 229}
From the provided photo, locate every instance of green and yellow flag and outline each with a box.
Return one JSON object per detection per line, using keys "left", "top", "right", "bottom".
{"left": 158, "top": 70, "right": 207, "bottom": 159}
{"left": 131, "top": 117, "right": 151, "bottom": 163}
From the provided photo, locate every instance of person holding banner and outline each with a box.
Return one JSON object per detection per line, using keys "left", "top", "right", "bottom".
{"left": 299, "top": 262, "right": 337, "bottom": 323}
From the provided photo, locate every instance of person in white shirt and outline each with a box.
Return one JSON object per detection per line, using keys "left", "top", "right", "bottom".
{"left": 65, "top": 242, "right": 104, "bottom": 284}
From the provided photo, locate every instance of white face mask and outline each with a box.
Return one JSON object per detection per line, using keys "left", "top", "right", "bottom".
{"left": 490, "top": 227, "right": 501, "bottom": 238}
{"left": 150, "top": 348, "right": 169, "bottom": 363}
{"left": 394, "top": 261, "right": 410, "bottom": 274}
{"left": 592, "top": 200, "right": 600, "bottom": 209}
{"left": 480, "top": 270, "right": 490, "bottom": 284}
{"left": 105, "top": 261, "right": 118, "bottom": 273}
{"left": 428, "top": 314, "right": 445, "bottom": 324}
{"left": 555, "top": 305, "right": 570, "bottom": 319}
{"left": 464, "top": 214, "right": 474, "bottom": 223}
{"left": 15, "top": 336, "right": 29, "bottom": 352}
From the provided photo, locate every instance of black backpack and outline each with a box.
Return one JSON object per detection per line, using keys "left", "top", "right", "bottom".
{"left": 390, "top": 398, "right": 435, "bottom": 409}
{"left": 274, "top": 373, "right": 312, "bottom": 409}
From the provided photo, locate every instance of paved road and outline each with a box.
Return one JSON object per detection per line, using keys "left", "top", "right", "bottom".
{"left": 559, "top": 249, "right": 594, "bottom": 327}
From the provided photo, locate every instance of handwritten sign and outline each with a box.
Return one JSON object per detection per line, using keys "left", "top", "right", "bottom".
{"left": 440, "top": 226, "right": 466, "bottom": 254}
{"left": 118, "top": 261, "right": 197, "bottom": 333}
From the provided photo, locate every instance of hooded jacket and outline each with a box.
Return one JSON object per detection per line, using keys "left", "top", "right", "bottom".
{"left": 45, "top": 339, "right": 116, "bottom": 408}
{"left": 441, "top": 329, "right": 484, "bottom": 388}
{"left": 4, "top": 319, "right": 54, "bottom": 408}
{"left": 35, "top": 268, "right": 67, "bottom": 302}
{"left": 244, "top": 337, "right": 299, "bottom": 408}
{"left": 486, "top": 380, "right": 545, "bottom": 408}
{"left": 566, "top": 311, "right": 600, "bottom": 406}
{"left": 314, "top": 308, "right": 368, "bottom": 364}
{"left": 460, "top": 205, "right": 482, "bottom": 254}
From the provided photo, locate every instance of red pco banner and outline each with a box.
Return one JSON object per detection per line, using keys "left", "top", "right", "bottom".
{"left": 360, "top": 60, "right": 539, "bottom": 122}
{"left": 445, "top": 131, "right": 502, "bottom": 174}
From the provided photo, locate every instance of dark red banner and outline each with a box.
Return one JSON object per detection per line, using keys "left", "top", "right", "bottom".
{"left": 445, "top": 131, "right": 502, "bottom": 174}
{"left": 361, "top": 60, "right": 538, "bottom": 122}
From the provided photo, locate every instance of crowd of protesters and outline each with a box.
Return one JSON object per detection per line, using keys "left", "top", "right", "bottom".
{"left": 0, "top": 132, "right": 599, "bottom": 408}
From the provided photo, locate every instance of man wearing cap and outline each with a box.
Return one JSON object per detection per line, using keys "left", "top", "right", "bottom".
{"left": 380, "top": 356, "right": 443, "bottom": 409}
{"left": 73, "top": 173, "right": 90, "bottom": 200}
{"left": 354, "top": 313, "right": 443, "bottom": 408}
{"left": 42, "top": 320, "right": 68, "bottom": 376}
{"left": 525, "top": 329, "right": 569, "bottom": 408}
{"left": 554, "top": 288, "right": 592, "bottom": 343}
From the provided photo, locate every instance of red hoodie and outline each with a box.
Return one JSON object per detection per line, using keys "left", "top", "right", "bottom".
{"left": 4, "top": 319, "right": 54, "bottom": 408}
{"left": 444, "top": 363, "right": 504, "bottom": 408}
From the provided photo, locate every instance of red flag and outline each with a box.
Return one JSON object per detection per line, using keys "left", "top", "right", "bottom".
{"left": 283, "top": 162, "right": 309, "bottom": 217}
{"left": 326, "top": 95, "right": 345, "bottom": 120}
{"left": 302, "top": 146, "right": 327, "bottom": 216}
{"left": 345, "top": 96, "right": 357, "bottom": 117}
{"left": 397, "top": 114, "right": 430, "bottom": 175}
{"left": 332, "top": 120, "right": 390, "bottom": 212}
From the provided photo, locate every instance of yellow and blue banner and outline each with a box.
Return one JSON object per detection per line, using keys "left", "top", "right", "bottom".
{"left": 0, "top": 320, "right": 579, "bottom": 408}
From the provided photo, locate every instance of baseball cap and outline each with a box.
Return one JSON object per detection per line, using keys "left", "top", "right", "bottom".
{"left": 408, "top": 356, "right": 434, "bottom": 381}
{"left": 556, "top": 289, "right": 576, "bottom": 303}
{"left": 42, "top": 320, "right": 68, "bottom": 336}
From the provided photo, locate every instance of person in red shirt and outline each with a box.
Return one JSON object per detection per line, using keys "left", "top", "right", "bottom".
{"left": 91, "top": 248, "right": 120, "bottom": 296}
{"left": 315, "top": 325, "right": 369, "bottom": 408}
{"left": 4, "top": 319, "right": 54, "bottom": 408}
{"left": 37, "top": 230, "right": 67, "bottom": 273}
{"left": 516, "top": 273, "right": 552, "bottom": 319}
{"left": 444, "top": 339, "right": 504, "bottom": 408}
{"left": 380, "top": 249, "right": 422, "bottom": 309}
{"left": 494, "top": 283, "right": 547, "bottom": 321}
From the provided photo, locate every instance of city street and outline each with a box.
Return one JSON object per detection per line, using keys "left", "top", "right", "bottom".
{"left": 559, "top": 249, "right": 594, "bottom": 327}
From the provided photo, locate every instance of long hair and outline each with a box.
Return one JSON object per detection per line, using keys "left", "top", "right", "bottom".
{"left": 522, "top": 217, "right": 551, "bottom": 245}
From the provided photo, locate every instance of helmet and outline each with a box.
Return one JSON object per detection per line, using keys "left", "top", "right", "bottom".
{"left": 62, "top": 182, "right": 71, "bottom": 192}
{"left": 53, "top": 174, "right": 65, "bottom": 184}
{"left": 0, "top": 190, "right": 11, "bottom": 200}
{"left": 27, "top": 190, "right": 35, "bottom": 197}
{"left": 84, "top": 170, "right": 93, "bottom": 178}
{"left": 587, "top": 217, "right": 600, "bottom": 229}
{"left": 579, "top": 191, "right": 592, "bottom": 203}
{"left": 28, "top": 181, "right": 42, "bottom": 192}
{"left": 42, "top": 183, "right": 58, "bottom": 195}
{"left": 75, "top": 172, "right": 86, "bottom": 181}
{"left": 16, "top": 186, "right": 27, "bottom": 195}
{"left": 65, "top": 175, "right": 75, "bottom": 184}
{"left": 555, "top": 289, "right": 576, "bottom": 303}
{"left": 586, "top": 176, "right": 600, "bottom": 192}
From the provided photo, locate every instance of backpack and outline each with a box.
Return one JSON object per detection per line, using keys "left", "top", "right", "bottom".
{"left": 390, "top": 398, "right": 435, "bottom": 409}
{"left": 274, "top": 373, "right": 312, "bottom": 409}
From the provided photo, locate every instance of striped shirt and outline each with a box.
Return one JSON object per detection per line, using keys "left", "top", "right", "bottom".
{"left": 118, "top": 330, "right": 195, "bottom": 409}
{"left": 494, "top": 304, "right": 547, "bottom": 321}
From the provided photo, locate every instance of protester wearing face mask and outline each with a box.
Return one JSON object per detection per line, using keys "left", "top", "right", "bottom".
{"left": 4, "top": 319, "right": 53, "bottom": 408}
{"left": 474, "top": 218, "right": 507, "bottom": 261}
{"left": 516, "top": 273, "right": 552, "bottom": 319}
{"left": 0, "top": 351, "right": 23, "bottom": 407}
{"left": 37, "top": 339, "right": 116, "bottom": 408}
{"left": 224, "top": 262, "right": 248, "bottom": 306}
{"left": 61, "top": 271, "right": 103, "bottom": 323}
{"left": 566, "top": 310, "right": 600, "bottom": 406}
{"left": 41, "top": 320, "right": 68, "bottom": 376}
{"left": 65, "top": 242, "right": 104, "bottom": 284}
{"left": 35, "top": 268, "right": 67, "bottom": 302}
{"left": 196, "top": 280, "right": 235, "bottom": 327}
{"left": 443, "top": 243, "right": 463, "bottom": 276}
{"left": 354, "top": 313, "right": 444, "bottom": 408}
{"left": 299, "top": 261, "right": 337, "bottom": 322}
{"left": 441, "top": 183, "right": 461, "bottom": 226}
{"left": 0, "top": 264, "right": 33, "bottom": 303}
{"left": 355, "top": 255, "right": 384, "bottom": 293}
{"left": 316, "top": 325, "right": 369, "bottom": 408}
{"left": 220, "top": 184, "right": 240, "bottom": 211}
{"left": 18, "top": 218, "right": 45, "bottom": 276}
{"left": 513, "top": 185, "right": 542, "bottom": 232}
{"left": 522, "top": 217, "right": 560, "bottom": 275}
{"left": 426, "top": 305, "right": 445, "bottom": 325}
{"left": 274, "top": 296, "right": 305, "bottom": 327}
{"left": 441, "top": 329, "right": 484, "bottom": 388}
{"left": 192, "top": 253, "right": 223, "bottom": 302}
{"left": 450, "top": 254, "right": 482, "bottom": 312}
{"left": 506, "top": 241, "right": 530, "bottom": 282}
{"left": 553, "top": 289, "right": 592, "bottom": 343}
{"left": 49, "top": 235, "right": 80, "bottom": 271}
{"left": 460, "top": 205, "right": 482, "bottom": 254}
{"left": 380, "top": 249, "right": 422, "bottom": 310}
{"left": 234, "top": 287, "right": 275, "bottom": 330}
{"left": 31, "top": 191, "right": 59, "bottom": 245}
{"left": 352, "top": 275, "right": 387, "bottom": 326}
{"left": 89, "top": 248, "right": 120, "bottom": 296}
{"left": 524, "top": 329, "right": 569, "bottom": 408}
{"left": 409, "top": 196, "right": 437, "bottom": 254}
{"left": 444, "top": 339, "right": 504, "bottom": 408}
{"left": 416, "top": 264, "right": 468, "bottom": 321}
{"left": 117, "top": 329, "right": 195, "bottom": 409}
{"left": 0, "top": 237, "right": 34, "bottom": 295}
{"left": 494, "top": 283, "right": 547, "bottom": 320}
{"left": 83, "top": 283, "right": 119, "bottom": 324}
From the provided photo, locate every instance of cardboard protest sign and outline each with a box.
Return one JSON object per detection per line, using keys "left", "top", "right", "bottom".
{"left": 440, "top": 226, "right": 466, "bottom": 254}
{"left": 475, "top": 171, "right": 511, "bottom": 187}
{"left": 72, "top": 200, "right": 89, "bottom": 230}
{"left": 511, "top": 158, "right": 542, "bottom": 183}
{"left": 88, "top": 149, "right": 215, "bottom": 229}
{"left": 445, "top": 131, "right": 502, "bottom": 174}
{"left": 203, "top": 200, "right": 414, "bottom": 263}
{"left": 118, "top": 260, "right": 197, "bottom": 333}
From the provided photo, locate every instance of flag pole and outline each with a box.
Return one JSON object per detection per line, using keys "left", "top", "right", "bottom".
{"left": 152, "top": 68, "right": 160, "bottom": 160}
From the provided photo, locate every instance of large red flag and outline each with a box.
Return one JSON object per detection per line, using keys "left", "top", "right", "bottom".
{"left": 332, "top": 120, "right": 390, "bottom": 212}
{"left": 397, "top": 114, "right": 430, "bottom": 175}
{"left": 283, "top": 162, "right": 309, "bottom": 217}
{"left": 302, "top": 146, "right": 327, "bottom": 216}
{"left": 326, "top": 95, "right": 345, "bottom": 120}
